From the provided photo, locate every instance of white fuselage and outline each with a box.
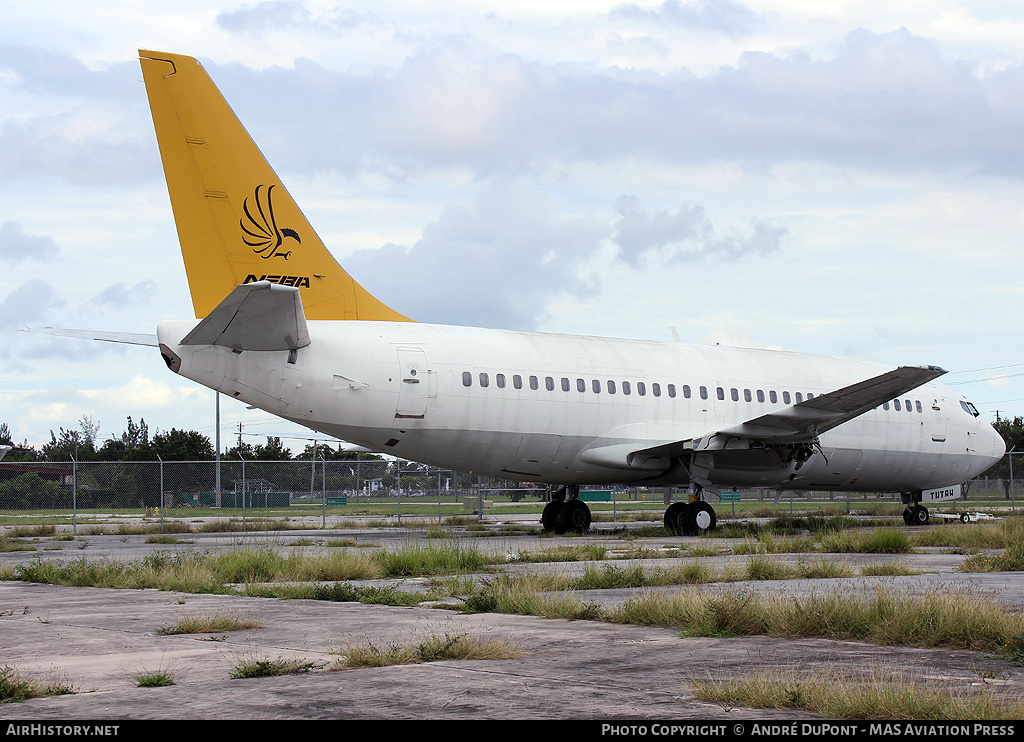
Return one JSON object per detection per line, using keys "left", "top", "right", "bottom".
{"left": 157, "top": 320, "right": 1005, "bottom": 493}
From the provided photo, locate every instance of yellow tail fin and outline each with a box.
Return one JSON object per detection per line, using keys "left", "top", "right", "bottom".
{"left": 139, "top": 50, "right": 411, "bottom": 322}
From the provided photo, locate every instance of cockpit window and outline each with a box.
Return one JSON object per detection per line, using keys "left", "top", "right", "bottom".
{"left": 960, "top": 400, "right": 980, "bottom": 418}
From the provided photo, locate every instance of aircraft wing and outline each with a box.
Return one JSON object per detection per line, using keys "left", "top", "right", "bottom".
{"left": 613, "top": 365, "right": 947, "bottom": 480}
{"left": 23, "top": 327, "right": 159, "bottom": 347}
{"left": 711, "top": 364, "right": 947, "bottom": 443}
{"left": 180, "top": 280, "right": 310, "bottom": 351}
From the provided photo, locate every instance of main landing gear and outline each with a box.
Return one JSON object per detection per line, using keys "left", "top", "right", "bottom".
{"left": 539, "top": 485, "right": 718, "bottom": 537}
{"left": 664, "top": 499, "right": 717, "bottom": 536}
{"left": 540, "top": 485, "right": 592, "bottom": 534}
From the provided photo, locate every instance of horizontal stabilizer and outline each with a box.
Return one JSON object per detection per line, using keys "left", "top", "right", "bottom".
{"left": 716, "top": 365, "right": 947, "bottom": 441}
{"left": 23, "top": 327, "right": 159, "bottom": 347}
{"left": 181, "top": 280, "right": 310, "bottom": 351}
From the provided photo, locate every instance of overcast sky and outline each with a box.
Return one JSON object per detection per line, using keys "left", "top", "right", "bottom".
{"left": 3, "top": 0, "right": 1023, "bottom": 452}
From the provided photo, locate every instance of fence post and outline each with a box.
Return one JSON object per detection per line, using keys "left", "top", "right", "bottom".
{"left": 157, "top": 454, "right": 164, "bottom": 534}
{"left": 240, "top": 454, "right": 246, "bottom": 532}
{"left": 70, "top": 455, "right": 77, "bottom": 537}
{"left": 321, "top": 453, "right": 327, "bottom": 529}
{"left": 1010, "top": 449, "right": 1016, "bottom": 514}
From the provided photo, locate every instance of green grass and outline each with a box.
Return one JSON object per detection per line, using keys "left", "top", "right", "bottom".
{"left": 229, "top": 655, "right": 323, "bottom": 678}
{"left": 373, "top": 543, "right": 495, "bottom": 575}
{"left": 689, "top": 668, "right": 1024, "bottom": 719}
{"left": 0, "top": 666, "right": 74, "bottom": 703}
{"left": 133, "top": 669, "right": 176, "bottom": 687}
{"left": 331, "top": 632, "right": 522, "bottom": 669}
{"left": 0, "top": 536, "right": 36, "bottom": 553}
{"left": 912, "top": 518, "right": 1024, "bottom": 550}
{"left": 517, "top": 544, "right": 608, "bottom": 562}
{"left": 960, "top": 542, "right": 1024, "bottom": 572}
{"left": 460, "top": 574, "right": 603, "bottom": 620}
{"left": 609, "top": 585, "right": 1023, "bottom": 651}
{"left": 819, "top": 527, "right": 912, "bottom": 554}
{"left": 156, "top": 612, "right": 263, "bottom": 635}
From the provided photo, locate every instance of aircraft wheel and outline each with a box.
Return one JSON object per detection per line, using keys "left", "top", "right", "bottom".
{"left": 910, "top": 504, "right": 929, "bottom": 526}
{"left": 557, "top": 499, "right": 591, "bottom": 533}
{"left": 686, "top": 501, "right": 717, "bottom": 535}
{"left": 541, "top": 501, "right": 562, "bottom": 532}
{"left": 960, "top": 513, "right": 970, "bottom": 524}
{"left": 664, "top": 502, "right": 688, "bottom": 535}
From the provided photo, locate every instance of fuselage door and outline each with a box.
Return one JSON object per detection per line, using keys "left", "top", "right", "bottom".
{"left": 930, "top": 396, "right": 948, "bottom": 442}
{"left": 396, "top": 347, "right": 429, "bottom": 419}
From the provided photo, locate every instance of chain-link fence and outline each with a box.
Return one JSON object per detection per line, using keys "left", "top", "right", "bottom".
{"left": 1, "top": 452, "right": 1019, "bottom": 530}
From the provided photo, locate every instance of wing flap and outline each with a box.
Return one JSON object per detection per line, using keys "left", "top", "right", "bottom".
{"left": 181, "top": 280, "right": 310, "bottom": 351}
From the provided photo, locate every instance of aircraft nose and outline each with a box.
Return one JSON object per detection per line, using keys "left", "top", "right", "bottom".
{"left": 986, "top": 421, "right": 1007, "bottom": 463}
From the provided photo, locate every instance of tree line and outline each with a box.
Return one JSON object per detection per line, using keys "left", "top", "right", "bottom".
{"left": 0, "top": 417, "right": 381, "bottom": 463}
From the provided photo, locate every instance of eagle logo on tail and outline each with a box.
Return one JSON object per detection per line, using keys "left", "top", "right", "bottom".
{"left": 241, "top": 185, "right": 301, "bottom": 259}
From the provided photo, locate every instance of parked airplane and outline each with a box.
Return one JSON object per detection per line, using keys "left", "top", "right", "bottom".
{"left": 40, "top": 50, "right": 1008, "bottom": 534}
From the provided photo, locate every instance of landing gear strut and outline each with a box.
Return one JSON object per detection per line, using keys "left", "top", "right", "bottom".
{"left": 540, "top": 485, "right": 591, "bottom": 534}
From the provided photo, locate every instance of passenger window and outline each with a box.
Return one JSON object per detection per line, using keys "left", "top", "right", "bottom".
{"left": 894, "top": 399, "right": 901, "bottom": 411}
{"left": 479, "top": 373, "right": 489, "bottom": 388}
{"left": 462, "top": 371, "right": 472, "bottom": 387}
{"left": 769, "top": 391, "right": 777, "bottom": 404}
{"left": 496, "top": 373, "right": 506, "bottom": 389}
{"left": 530, "top": 375, "right": 539, "bottom": 390}
{"left": 561, "top": 378, "right": 570, "bottom": 392}
{"left": 744, "top": 389, "right": 752, "bottom": 403}
{"left": 700, "top": 386, "right": 708, "bottom": 400}
{"left": 652, "top": 383, "right": 661, "bottom": 397}
{"left": 730, "top": 388, "right": 738, "bottom": 402}
{"left": 756, "top": 390, "right": 765, "bottom": 403}
{"left": 905, "top": 399, "right": 912, "bottom": 412}
{"left": 622, "top": 381, "right": 631, "bottom": 395}
{"left": 667, "top": 384, "right": 676, "bottom": 398}
{"left": 513, "top": 374, "right": 522, "bottom": 389}
{"left": 637, "top": 382, "right": 646, "bottom": 396}
{"left": 607, "top": 380, "right": 616, "bottom": 394}
{"left": 883, "top": 401, "right": 890, "bottom": 411}
{"left": 807, "top": 393, "right": 814, "bottom": 399}
{"left": 577, "top": 378, "right": 586, "bottom": 393}
{"left": 592, "top": 379, "right": 601, "bottom": 394}
{"left": 795, "top": 392, "right": 803, "bottom": 403}
{"left": 683, "top": 385, "right": 691, "bottom": 399}
{"left": 782, "top": 391, "right": 791, "bottom": 404}
{"left": 915, "top": 400, "right": 922, "bottom": 413}
{"left": 717, "top": 387, "right": 725, "bottom": 401}
{"left": 545, "top": 376, "right": 554, "bottom": 391}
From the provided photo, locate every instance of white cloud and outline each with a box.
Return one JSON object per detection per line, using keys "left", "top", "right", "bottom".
{"left": 2, "top": 0, "right": 1023, "bottom": 441}
{"left": 0, "top": 221, "right": 58, "bottom": 262}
